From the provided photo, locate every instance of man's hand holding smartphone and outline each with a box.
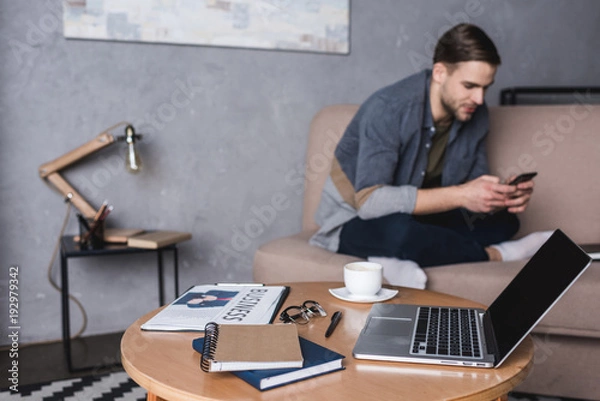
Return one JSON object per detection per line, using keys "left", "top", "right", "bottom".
{"left": 455, "top": 172, "right": 537, "bottom": 215}
{"left": 507, "top": 172, "right": 537, "bottom": 186}
{"left": 503, "top": 172, "right": 537, "bottom": 213}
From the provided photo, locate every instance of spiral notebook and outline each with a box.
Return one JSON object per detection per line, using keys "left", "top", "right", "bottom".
{"left": 198, "top": 322, "right": 303, "bottom": 372}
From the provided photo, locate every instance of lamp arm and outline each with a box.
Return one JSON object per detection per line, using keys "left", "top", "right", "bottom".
{"left": 39, "top": 132, "right": 116, "bottom": 178}
{"left": 45, "top": 173, "right": 98, "bottom": 218}
{"left": 38, "top": 122, "right": 130, "bottom": 218}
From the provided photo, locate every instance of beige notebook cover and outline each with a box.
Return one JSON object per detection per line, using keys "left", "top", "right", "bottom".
{"left": 127, "top": 230, "right": 192, "bottom": 249}
{"left": 201, "top": 323, "right": 303, "bottom": 372}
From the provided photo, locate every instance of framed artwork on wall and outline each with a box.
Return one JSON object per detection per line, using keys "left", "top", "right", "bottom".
{"left": 63, "top": 0, "right": 350, "bottom": 54}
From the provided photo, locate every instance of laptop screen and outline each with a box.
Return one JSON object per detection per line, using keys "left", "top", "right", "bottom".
{"left": 487, "top": 229, "right": 591, "bottom": 364}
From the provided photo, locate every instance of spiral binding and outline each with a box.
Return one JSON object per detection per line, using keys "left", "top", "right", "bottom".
{"left": 200, "top": 322, "right": 220, "bottom": 372}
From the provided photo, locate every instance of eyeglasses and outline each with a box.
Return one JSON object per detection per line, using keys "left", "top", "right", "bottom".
{"left": 279, "top": 300, "right": 327, "bottom": 324}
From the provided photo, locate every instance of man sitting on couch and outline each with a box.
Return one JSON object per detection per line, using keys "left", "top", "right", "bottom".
{"left": 309, "top": 23, "right": 551, "bottom": 280}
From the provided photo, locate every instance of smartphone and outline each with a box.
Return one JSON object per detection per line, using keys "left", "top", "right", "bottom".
{"left": 508, "top": 172, "right": 537, "bottom": 185}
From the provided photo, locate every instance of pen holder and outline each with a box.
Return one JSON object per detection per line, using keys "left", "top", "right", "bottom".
{"left": 78, "top": 218, "right": 105, "bottom": 249}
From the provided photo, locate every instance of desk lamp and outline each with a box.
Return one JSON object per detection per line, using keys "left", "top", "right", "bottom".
{"left": 38, "top": 122, "right": 142, "bottom": 219}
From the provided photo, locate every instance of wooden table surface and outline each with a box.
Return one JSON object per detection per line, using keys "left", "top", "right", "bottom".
{"left": 121, "top": 282, "right": 533, "bottom": 401}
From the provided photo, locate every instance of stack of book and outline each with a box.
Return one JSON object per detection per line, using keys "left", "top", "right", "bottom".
{"left": 193, "top": 322, "right": 345, "bottom": 391}
{"left": 127, "top": 230, "right": 192, "bottom": 248}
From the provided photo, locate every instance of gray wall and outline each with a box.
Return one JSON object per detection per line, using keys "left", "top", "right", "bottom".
{"left": 1, "top": 0, "right": 599, "bottom": 345}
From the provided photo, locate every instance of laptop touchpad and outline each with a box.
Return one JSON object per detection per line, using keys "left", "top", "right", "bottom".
{"left": 365, "top": 317, "right": 413, "bottom": 336}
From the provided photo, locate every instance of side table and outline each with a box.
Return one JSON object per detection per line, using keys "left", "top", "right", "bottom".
{"left": 60, "top": 235, "right": 180, "bottom": 371}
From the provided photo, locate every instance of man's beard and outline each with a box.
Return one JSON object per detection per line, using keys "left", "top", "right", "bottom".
{"left": 440, "top": 94, "right": 462, "bottom": 122}
{"left": 442, "top": 95, "right": 475, "bottom": 122}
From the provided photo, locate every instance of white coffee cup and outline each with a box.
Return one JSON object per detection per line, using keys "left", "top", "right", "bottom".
{"left": 344, "top": 262, "right": 383, "bottom": 297}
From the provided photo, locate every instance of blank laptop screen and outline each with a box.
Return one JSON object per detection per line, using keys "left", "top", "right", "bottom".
{"left": 487, "top": 230, "right": 591, "bottom": 362}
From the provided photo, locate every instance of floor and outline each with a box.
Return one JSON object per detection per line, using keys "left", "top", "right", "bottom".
{"left": 0, "top": 333, "right": 585, "bottom": 400}
{"left": 1, "top": 332, "right": 124, "bottom": 387}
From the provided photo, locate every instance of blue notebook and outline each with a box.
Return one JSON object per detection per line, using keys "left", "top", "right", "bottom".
{"left": 193, "top": 336, "right": 345, "bottom": 390}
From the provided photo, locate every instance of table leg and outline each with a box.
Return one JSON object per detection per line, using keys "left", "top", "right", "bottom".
{"left": 147, "top": 392, "right": 167, "bottom": 401}
{"left": 60, "top": 249, "right": 74, "bottom": 371}
{"left": 157, "top": 250, "right": 165, "bottom": 306}
{"left": 173, "top": 246, "right": 179, "bottom": 297}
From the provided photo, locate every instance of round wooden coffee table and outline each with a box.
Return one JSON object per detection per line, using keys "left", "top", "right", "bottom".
{"left": 121, "top": 282, "right": 533, "bottom": 401}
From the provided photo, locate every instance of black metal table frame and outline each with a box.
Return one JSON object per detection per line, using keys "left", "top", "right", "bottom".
{"left": 499, "top": 86, "right": 600, "bottom": 105}
{"left": 59, "top": 236, "right": 179, "bottom": 372}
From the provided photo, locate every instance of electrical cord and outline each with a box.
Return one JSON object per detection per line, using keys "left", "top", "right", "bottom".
{"left": 46, "top": 199, "right": 89, "bottom": 339}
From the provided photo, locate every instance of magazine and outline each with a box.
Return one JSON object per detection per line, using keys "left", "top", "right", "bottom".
{"left": 141, "top": 284, "right": 290, "bottom": 331}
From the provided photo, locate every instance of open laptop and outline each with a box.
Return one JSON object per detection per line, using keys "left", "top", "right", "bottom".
{"left": 352, "top": 229, "right": 592, "bottom": 368}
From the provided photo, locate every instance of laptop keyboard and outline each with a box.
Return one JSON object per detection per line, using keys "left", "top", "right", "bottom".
{"left": 411, "top": 306, "right": 482, "bottom": 359}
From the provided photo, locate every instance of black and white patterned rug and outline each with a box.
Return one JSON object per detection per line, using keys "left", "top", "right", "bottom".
{"left": 0, "top": 370, "right": 572, "bottom": 401}
{"left": 0, "top": 371, "right": 147, "bottom": 401}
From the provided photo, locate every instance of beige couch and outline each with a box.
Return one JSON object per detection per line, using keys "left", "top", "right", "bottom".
{"left": 253, "top": 104, "right": 600, "bottom": 400}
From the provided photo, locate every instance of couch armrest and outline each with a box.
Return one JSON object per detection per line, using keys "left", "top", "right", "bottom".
{"left": 253, "top": 230, "right": 363, "bottom": 284}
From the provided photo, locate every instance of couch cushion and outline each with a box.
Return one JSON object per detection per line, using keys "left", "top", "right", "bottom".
{"left": 302, "top": 104, "right": 359, "bottom": 232}
{"left": 253, "top": 230, "right": 363, "bottom": 283}
{"left": 487, "top": 105, "right": 600, "bottom": 244}
{"left": 427, "top": 260, "right": 600, "bottom": 338}
{"left": 515, "top": 334, "right": 600, "bottom": 399}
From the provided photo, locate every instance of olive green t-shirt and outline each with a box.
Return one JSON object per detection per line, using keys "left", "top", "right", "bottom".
{"left": 422, "top": 121, "right": 453, "bottom": 188}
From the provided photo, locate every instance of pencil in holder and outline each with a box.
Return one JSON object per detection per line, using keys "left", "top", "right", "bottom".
{"left": 78, "top": 214, "right": 105, "bottom": 249}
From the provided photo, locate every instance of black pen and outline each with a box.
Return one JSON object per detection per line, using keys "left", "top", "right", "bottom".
{"left": 325, "top": 311, "right": 342, "bottom": 338}
{"left": 77, "top": 214, "right": 90, "bottom": 230}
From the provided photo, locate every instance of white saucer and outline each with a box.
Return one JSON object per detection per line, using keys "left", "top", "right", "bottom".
{"left": 328, "top": 287, "right": 398, "bottom": 303}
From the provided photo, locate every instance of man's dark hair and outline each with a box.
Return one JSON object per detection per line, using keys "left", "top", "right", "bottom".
{"left": 433, "top": 23, "right": 501, "bottom": 66}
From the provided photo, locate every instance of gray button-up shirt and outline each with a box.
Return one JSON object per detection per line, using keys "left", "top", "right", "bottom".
{"left": 310, "top": 69, "right": 491, "bottom": 252}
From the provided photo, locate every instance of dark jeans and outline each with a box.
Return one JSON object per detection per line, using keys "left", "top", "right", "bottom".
{"left": 338, "top": 209, "right": 519, "bottom": 267}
